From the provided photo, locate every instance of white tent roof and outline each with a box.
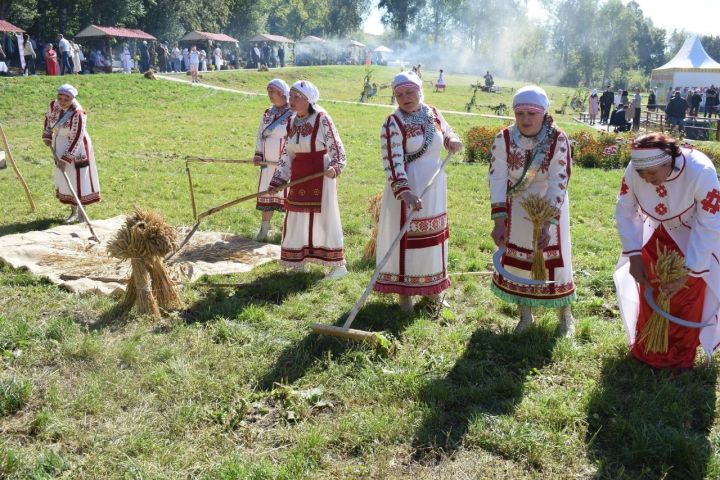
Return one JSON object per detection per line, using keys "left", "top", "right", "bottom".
{"left": 654, "top": 36, "right": 720, "bottom": 71}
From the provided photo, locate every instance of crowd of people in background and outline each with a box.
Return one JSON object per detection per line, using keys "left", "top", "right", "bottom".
{"left": 585, "top": 83, "right": 720, "bottom": 134}
{"left": 0, "top": 32, "right": 292, "bottom": 77}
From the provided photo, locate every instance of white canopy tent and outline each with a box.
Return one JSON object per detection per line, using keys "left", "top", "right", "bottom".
{"left": 651, "top": 36, "right": 720, "bottom": 103}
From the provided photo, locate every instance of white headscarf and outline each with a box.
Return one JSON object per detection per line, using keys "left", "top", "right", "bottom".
{"left": 513, "top": 85, "right": 550, "bottom": 114}
{"left": 291, "top": 80, "right": 320, "bottom": 105}
{"left": 392, "top": 71, "right": 422, "bottom": 92}
{"left": 57, "top": 84, "right": 78, "bottom": 98}
{"left": 630, "top": 147, "right": 673, "bottom": 170}
{"left": 267, "top": 78, "right": 290, "bottom": 101}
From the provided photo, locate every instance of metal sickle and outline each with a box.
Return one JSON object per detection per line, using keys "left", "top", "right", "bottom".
{"left": 644, "top": 287, "right": 713, "bottom": 329}
{"left": 492, "top": 247, "right": 554, "bottom": 286}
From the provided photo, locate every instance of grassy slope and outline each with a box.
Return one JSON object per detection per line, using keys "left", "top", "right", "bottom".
{"left": 0, "top": 69, "right": 718, "bottom": 479}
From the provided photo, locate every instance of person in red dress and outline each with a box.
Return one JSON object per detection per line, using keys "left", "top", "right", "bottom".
{"left": 45, "top": 44, "right": 59, "bottom": 76}
{"left": 614, "top": 133, "right": 720, "bottom": 368}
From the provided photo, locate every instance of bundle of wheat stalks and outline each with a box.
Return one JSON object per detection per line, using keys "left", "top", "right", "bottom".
{"left": 362, "top": 192, "right": 384, "bottom": 261}
{"left": 640, "top": 242, "right": 687, "bottom": 353}
{"left": 107, "top": 208, "right": 181, "bottom": 318}
{"left": 519, "top": 194, "right": 557, "bottom": 281}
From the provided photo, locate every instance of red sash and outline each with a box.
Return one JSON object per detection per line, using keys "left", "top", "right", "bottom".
{"left": 286, "top": 114, "right": 325, "bottom": 213}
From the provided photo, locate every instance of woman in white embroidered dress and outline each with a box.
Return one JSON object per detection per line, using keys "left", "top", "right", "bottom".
{"left": 374, "top": 71, "right": 462, "bottom": 311}
{"left": 252, "top": 79, "right": 292, "bottom": 241}
{"left": 268, "top": 80, "right": 348, "bottom": 280}
{"left": 614, "top": 133, "right": 720, "bottom": 369}
{"left": 489, "top": 86, "right": 576, "bottom": 335}
{"left": 42, "top": 84, "right": 101, "bottom": 223}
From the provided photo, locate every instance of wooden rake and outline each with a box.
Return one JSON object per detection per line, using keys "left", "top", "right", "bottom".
{"left": 48, "top": 147, "right": 100, "bottom": 243}
{"left": 0, "top": 123, "right": 36, "bottom": 212}
{"left": 184, "top": 156, "right": 278, "bottom": 220}
{"left": 311, "top": 153, "right": 453, "bottom": 345}
{"left": 166, "top": 171, "right": 326, "bottom": 262}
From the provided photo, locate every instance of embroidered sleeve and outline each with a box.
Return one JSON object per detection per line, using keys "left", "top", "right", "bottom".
{"left": 255, "top": 110, "right": 268, "bottom": 159}
{"left": 319, "top": 113, "right": 346, "bottom": 176}
{"left": 615, "top": 166, "right": 644, "bottom": 257}
{"left": 685, "top": 166, "right": 720, "bottom": 277}
{"left": 270, "top": 124, "right": 292, "bottom": 188}
{"left": 488, "top": 131, "right": 508, "bottom": 218}
{"left": 435, "top": 109, "right": 460, "bottom": 148}
{"left": 60, "top": 110, "right": 86, "bottom": 164}
{"left": 544, "top": 132, "right": 571, "bottom": 224}
{"left": 381, "top": 115, "right": 410, "bottom": 199}
{"left": 42, "top": 101, "right": 55, "bottom": 141}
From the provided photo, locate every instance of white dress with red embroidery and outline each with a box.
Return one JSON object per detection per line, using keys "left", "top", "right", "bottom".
{"left": 614, "top": 148, "right": 720, "bottom": 358}
{"left": 488, "top": 124, "right": 576, "bottom": 307}
{"left": 254, "top": 105, "right": 290, "bottom": 211}
{"left": 43, "top": 100, "right": 100, "bottom": 206}
{"left": 373, "top": 105, "right": 459, "bottom": 296}
{"left": 270, "top": 109, "right": 346, "bottom": 267}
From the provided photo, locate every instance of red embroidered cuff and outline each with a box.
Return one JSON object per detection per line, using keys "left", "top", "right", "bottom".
{"left": 60, "top": 154, "right": 73, "bottom": 164}
{"left": 491, "top": 204, "right": 508, "bottom": 219}
{"left": 391, "top": 179, "right": 410, "bottom": 197}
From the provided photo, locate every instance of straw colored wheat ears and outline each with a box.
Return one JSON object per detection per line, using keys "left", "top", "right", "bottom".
{"left": 108, "top": 209, "right": 182, "bottom": 318}
{"left": 640, "top": 241, "right": 688, "bottom": 353}
{"left": 519, "top": 194, "right": 557, "bottom": 281}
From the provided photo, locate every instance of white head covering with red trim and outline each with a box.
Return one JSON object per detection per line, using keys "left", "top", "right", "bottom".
{"left": 392, "top": 71, "right": 422, "bottom": 92}
{"left": 267, "top": 78, "right": 289, "bottom": 101}
{"left": 57, "top": 84, "right": 78, "bottom": 98}
{"left": 291, "top": 80, "right": 320, "bottom": 105}
{"left": 630, "top": 148, "right": 673, "bottom": 170}
{"left": 513, "top": 85, "right": 549, "bottom": 113}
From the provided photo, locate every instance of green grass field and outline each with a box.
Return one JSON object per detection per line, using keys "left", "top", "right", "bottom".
{"left": 0, "top": 67, "right": 718, "bottom": 479}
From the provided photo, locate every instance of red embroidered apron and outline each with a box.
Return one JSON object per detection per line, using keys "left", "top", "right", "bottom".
{"left": 286, "top": 114, "right": 325, "bottom": 213}
{"left": 632, "top": 225, "right": 707, "bottom": 369}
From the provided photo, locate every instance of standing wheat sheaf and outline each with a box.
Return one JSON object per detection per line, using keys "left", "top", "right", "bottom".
{"left": 519, "top": 193, "right": 557, "bottom": 281}
{"left": 362, "top": 192, "right": 384, "bottom": 261}
{"left": 107, "top": 209, "right": 182, "bottom": 317}
{"left": 639, "top": 242, "right": 688, "bottom": 353}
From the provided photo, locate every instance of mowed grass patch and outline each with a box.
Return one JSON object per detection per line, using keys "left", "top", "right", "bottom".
{"left": 0, "top": 71, "right": 718, "bottom": 479}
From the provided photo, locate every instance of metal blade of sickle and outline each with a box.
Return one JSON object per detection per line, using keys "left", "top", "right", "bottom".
{"left": 165, "top": 171, "right": 326, "bottom": 262}
{"left": 644, "top": 287, "right": 712, "bottom": 328}
{"left": 492, "top": 247, "right": 554, "bottom": 286}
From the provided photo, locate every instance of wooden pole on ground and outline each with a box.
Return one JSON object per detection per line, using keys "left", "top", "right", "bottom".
{"left": 0, "top": 124, "right": 36, "bottom": 212}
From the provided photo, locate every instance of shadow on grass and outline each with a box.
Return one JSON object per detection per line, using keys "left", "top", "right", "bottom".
{"left": 258, "top": 300, "right": 420, "bottom": 390}
{"left": 0, "top": 217, "right": 58, "bottom": 237}
{"left": 181, "top": 270, "right": 324, "bottom": 325}
{"left": 412, "top": 324, "right": 559, "bottom": 461}
{"left": 86, "top": 302, "right": 133, "bottom": 331}
{"left": 586, "top": 354, "right": 716, "bottom": 479}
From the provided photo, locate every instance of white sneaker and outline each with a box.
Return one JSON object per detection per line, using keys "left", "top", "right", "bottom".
{"left": 288, "top": 263, "right": 306, "bottom": 273}
{"left": 515, "top": 305, "right": 535, "bottom": 333}
{"left": 324, "top": 265, "right": 348, "bottom": 280}
{"left": 255, "top": 222, "right": 270, "bottom": 242}
{"left": 399, "top": 295, "right": 414, "bottom": 312}
{"left": 558, "top": 306, "right": 575, "bottom": 337}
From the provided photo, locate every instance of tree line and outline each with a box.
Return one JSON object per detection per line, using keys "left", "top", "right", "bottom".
{"left": 2, "top": 0, "right": 719, "bottom": 87}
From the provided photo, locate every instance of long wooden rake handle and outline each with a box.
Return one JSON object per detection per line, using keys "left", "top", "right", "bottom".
{"left": 0, "top": 124, "right": 36, "bottom": 212}
{"left": 49, "top": 148, "right": 100, "bottom": 242}
{"left": 186, "top": 156, "right": 277, "bottom": 166}
{"left": 197, "top": 171, "right": 326, "bottom": 221}
{"left": 166, "top": 170, "right": 328, "bottom": 262}
{"left": 340, "top": 153, "right": 453, "bottom": 330}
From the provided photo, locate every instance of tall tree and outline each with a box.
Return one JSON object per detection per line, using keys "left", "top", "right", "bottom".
{"left": 325, "top": 0, "right": 372, "bottom": 37}
{"left": 378, "top": 0, "right": 426, "bottom": 38}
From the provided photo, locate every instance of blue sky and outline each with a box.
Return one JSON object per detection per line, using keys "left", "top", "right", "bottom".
{"left": 363, "top": 0, "right": 720, "bottom": 37}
